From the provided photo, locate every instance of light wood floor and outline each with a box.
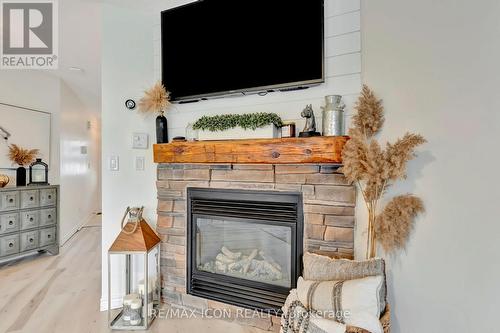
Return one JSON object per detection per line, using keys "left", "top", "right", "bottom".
{"left": 0, "top": 216, "right": 266, "bottom": 333}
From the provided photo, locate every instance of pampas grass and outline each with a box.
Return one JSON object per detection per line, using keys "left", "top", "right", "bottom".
{"left": 374, "top": 195, "right": 424, "bottom": 252}
{"left": 341, "top": 85, "right": 426, "bottom": 257}
{"left": 352, "top": 85, "right": 385, "bottom": 138}
{"left": 138, "top": 82, "right": 170, "bottom": 115}
{"left": 8, "top": 144, "right": 39, "bottom": 166}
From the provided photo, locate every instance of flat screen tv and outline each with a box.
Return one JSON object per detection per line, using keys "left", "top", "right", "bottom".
{"left": 161, "top": 0, "right": 324, "bottom": 102}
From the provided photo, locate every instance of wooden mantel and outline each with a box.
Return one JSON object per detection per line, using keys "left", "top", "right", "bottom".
{"left": 153, "top": 136, "right": 348, "bottom": 164}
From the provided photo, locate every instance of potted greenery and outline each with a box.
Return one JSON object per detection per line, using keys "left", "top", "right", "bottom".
{"left": 192, "top": 113, "right": 283, "bottom": 140}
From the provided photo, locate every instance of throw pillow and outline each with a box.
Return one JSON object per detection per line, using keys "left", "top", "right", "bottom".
{"left": 303, "top": 252, "right": 387, "bottom": 312}
{"left": 297, "top": 276, "right": 383, "bottom": 333}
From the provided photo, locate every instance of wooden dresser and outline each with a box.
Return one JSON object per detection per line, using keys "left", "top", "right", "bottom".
{"left": 0, "top": 185, "right": 59, "bottom": 261}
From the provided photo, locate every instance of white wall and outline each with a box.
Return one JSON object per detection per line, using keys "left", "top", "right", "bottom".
{"left": 154, "top": 0, "right": 362, "bottom": 137}
{"left": 59, "top": 81, "right": 101, "bottom": 243}
{"left": 361, "top": 0, "right": 500, "bottom": 331}
{"left": 100, "top": 0, "right": 362, "bottom": 308}
{"left": 0, "top": 71, "right": 61, "bottom": 185}
{"left": 101, "top": 2, "right": 157, "bottom": 309}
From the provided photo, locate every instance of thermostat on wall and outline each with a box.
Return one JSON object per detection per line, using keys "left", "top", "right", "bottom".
{"left": 132, "top": 133, "right": 149, "bottom": 149}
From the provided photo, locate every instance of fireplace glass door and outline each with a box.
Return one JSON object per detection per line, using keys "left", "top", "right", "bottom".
{"left": 187, "top": 188, "right": 303, "bottom": 312}
{"left": 195, "top": 216, "right": 292, "bottom": 288}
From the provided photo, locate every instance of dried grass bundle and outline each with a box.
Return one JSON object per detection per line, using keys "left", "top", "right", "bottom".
{"left": 374, "top": 195, "right": 424, "bottom": 252}
{"left": 8, "top": 144, "right": 39, "bottom": 166}
{"left": 138, "top": 82, "right": 170, "bottom": 115}
{"left": 385, "top": 133, "right": 426, "bottom": 180}
{"left": 341, "top": 85, "right": 426, "bottom": 257}
{"left": 351, "top": 85, "right": 385, "bottom": 138}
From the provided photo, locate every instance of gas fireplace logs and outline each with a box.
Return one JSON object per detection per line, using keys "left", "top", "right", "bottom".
{"left": 202, "top": 246, "right": 284, "bottom": 281}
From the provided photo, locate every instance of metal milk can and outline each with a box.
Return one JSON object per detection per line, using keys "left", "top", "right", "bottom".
{"left": 321, "top": 95, "right": 345, "bottom": 136}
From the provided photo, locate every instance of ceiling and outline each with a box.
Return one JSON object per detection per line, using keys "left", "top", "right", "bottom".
{"left": 56, "top": 0, "right": 102, "bottom": 114}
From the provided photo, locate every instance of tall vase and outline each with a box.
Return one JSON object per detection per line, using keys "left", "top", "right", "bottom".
{"left": 156, "top": 113, "right": 168, "bottom": 143}
{"left": 366, "top": 208, "right": 377, "bottom": 259}
{"left": 16, "top": 166, "right": 26, "bottom": 187}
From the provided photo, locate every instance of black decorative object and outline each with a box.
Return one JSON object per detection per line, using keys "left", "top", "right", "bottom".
{"left": 299, "top": 104, "right": 321, "bottom": 137}
{"left": 16, "top": 166, "right": 26, "bottom": 187}
{"left": 125, "top": 99, "right": 136, "bottom": 110}
{"left": 156, "top": 113, "right": 168, "bottom": 143}
{"left": 29, "top": 158, "right": 49, "bottom": 186}
{"left": 172, "top": 136, "right": 186, "bottom": 142}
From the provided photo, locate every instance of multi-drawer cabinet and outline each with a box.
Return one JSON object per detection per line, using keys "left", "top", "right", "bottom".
{"left": 0, "top": 186, "right": 59, "bottom": 260}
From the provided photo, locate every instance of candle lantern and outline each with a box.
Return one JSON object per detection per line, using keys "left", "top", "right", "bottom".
{"left": 29, "top": 158, "right": 49, "bottom": 185}
{"left": 108, "top": 207, "right": 161, "bottom": 330}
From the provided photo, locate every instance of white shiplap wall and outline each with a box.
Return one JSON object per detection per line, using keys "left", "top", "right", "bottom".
{"left": 152, "top": 0, "right": 361, "bottom": 138}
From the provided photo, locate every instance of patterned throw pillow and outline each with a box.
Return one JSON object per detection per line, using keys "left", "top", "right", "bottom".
{"left": 303, "top": 252, "right": 387, "bottom": 312}
{"left": 297, "top": 276, "right": 384, "bottom": 333}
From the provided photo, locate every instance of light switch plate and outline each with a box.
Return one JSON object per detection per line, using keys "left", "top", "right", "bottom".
{"left": 109, "top": 156, "right": 119, "bottom": 171}
{"left": 132, "top": 133, "right": 149, "bottom": 149}
{"left": 135, "top": 156, "right": 145, "bottom": 171}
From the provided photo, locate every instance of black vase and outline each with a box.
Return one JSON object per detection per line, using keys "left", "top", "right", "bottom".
{"left": 156, "top": 114, "right": 168, "bottom": 143}
{"left": 16, "top": 166, "right": 26, "bottom": 187}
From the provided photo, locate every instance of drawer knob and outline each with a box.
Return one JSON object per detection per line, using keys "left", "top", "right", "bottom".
{"left": 47, "top": 234, "right": 51, "bottom": 238}
{"left": 48, "top": 215, "right": 52, "bottom": 219}
{"left": 9, "top": 198, "right": 13, "bottom": 203}
{"left": 29, "top": 196, "right": 34, "bottom": 201}
{"left": 48, "top": 195, "right": 52, "bottom": 199}
{"left": 9, "top": 242, "right": 13, "bottom": 248}
{"left": 29, "top": 217, "right": 34, "bottom": 222}
{"left": 29, "top": 238, "right": 34, "bottom": 242}
{"left": 8, "top": 221, "right": 13, "bottom": 226}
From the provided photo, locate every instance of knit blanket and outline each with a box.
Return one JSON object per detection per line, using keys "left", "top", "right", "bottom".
{"left": 281, "top": 289, "right": 346, "bottom": 333}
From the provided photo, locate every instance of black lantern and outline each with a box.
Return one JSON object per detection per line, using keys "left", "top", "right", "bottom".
{"left": 29, "top": 158, "right": 49, "bottom": 185}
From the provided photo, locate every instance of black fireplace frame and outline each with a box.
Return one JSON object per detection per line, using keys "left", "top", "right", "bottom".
{"left": 186, "top": 188, "right": 304, "bottom": 313}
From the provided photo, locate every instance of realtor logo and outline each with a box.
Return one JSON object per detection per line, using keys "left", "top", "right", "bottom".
{"left": 1, "top": 0, "right": 58, "bottom": 69}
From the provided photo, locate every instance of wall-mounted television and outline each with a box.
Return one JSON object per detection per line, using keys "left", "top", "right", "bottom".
{"left": 161, "top": 0, "right": 324, "bottom": 102}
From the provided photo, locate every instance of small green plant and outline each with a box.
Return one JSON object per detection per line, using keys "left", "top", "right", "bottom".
{"left": 192, "top": 113, "right": 283, "bottom": 132}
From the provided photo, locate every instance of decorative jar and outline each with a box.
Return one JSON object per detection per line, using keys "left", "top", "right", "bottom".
{"left": 321, "top": 95, "right": 346, "bottom": 136}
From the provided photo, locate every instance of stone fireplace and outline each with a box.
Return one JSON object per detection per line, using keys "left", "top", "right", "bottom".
{"left": 156, "top": 163, "right": 356, "bottom": 330}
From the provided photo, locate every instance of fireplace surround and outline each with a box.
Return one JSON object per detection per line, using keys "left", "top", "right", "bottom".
{"left": 156, "top": 163, "right": 355, "bottom": 330}
{"left": 187, "top": 188, "right": 303, "bottom": 312}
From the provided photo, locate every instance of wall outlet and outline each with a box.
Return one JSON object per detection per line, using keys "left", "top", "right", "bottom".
{"left": 132, "top": 133, "right": 149, "bottom": 149}
{"left": 135, "top": 156, "right": 145, "bottom": 171}
{"left": 109, "top": 156, "right": 119, "bottom": 171}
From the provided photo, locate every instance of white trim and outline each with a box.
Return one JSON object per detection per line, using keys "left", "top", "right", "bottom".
{"left": 60, "top": 212, "right": 96, "bottom": 245}
{"left": 100, "top": 296, "right": 123, "bottom": 312}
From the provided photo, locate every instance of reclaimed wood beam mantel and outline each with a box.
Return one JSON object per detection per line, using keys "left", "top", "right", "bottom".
{"left": 153, "top": 136, "right": 348, "bottom": 164}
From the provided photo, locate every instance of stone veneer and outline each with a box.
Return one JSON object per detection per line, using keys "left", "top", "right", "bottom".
{"left": 156, "top": 163, "right": 356, "bottom": 331}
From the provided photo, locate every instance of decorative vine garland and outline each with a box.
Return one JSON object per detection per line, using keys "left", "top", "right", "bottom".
{"left": 192, "top": 113, "right": 283, "bottom": 132}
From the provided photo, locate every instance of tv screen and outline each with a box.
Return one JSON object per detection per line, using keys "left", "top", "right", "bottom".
{"left": 161, "top": 0, "right": 324, "bottom": 102}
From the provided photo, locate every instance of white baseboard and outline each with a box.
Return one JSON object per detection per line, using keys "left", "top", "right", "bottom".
{"left": 60, "top": 212, "right": 96, "bottom": 245}
{"left": 100, "top": 296, "right": 124, "bottom": 312}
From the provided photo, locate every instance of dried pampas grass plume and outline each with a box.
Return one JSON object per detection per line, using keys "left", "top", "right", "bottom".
{"left": 374, "top": 195, "right": 424, "bottom": 253}
{"left": 385, "top": 133, "right": 427, "bottom": 180}
{"left": 8, "top": 144, "right": 39, "bottom": 166}
{"left": 352, "top": 85, "right": 384, "bottom": 138}
{"left": 138, "top": 82, "right": 170, "bottom": 115}
{"left": 341, "top": 85, "right": 427, "bottom": 258}
{"left": 340, "top": 130, "right": 369, "bottom": 183}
